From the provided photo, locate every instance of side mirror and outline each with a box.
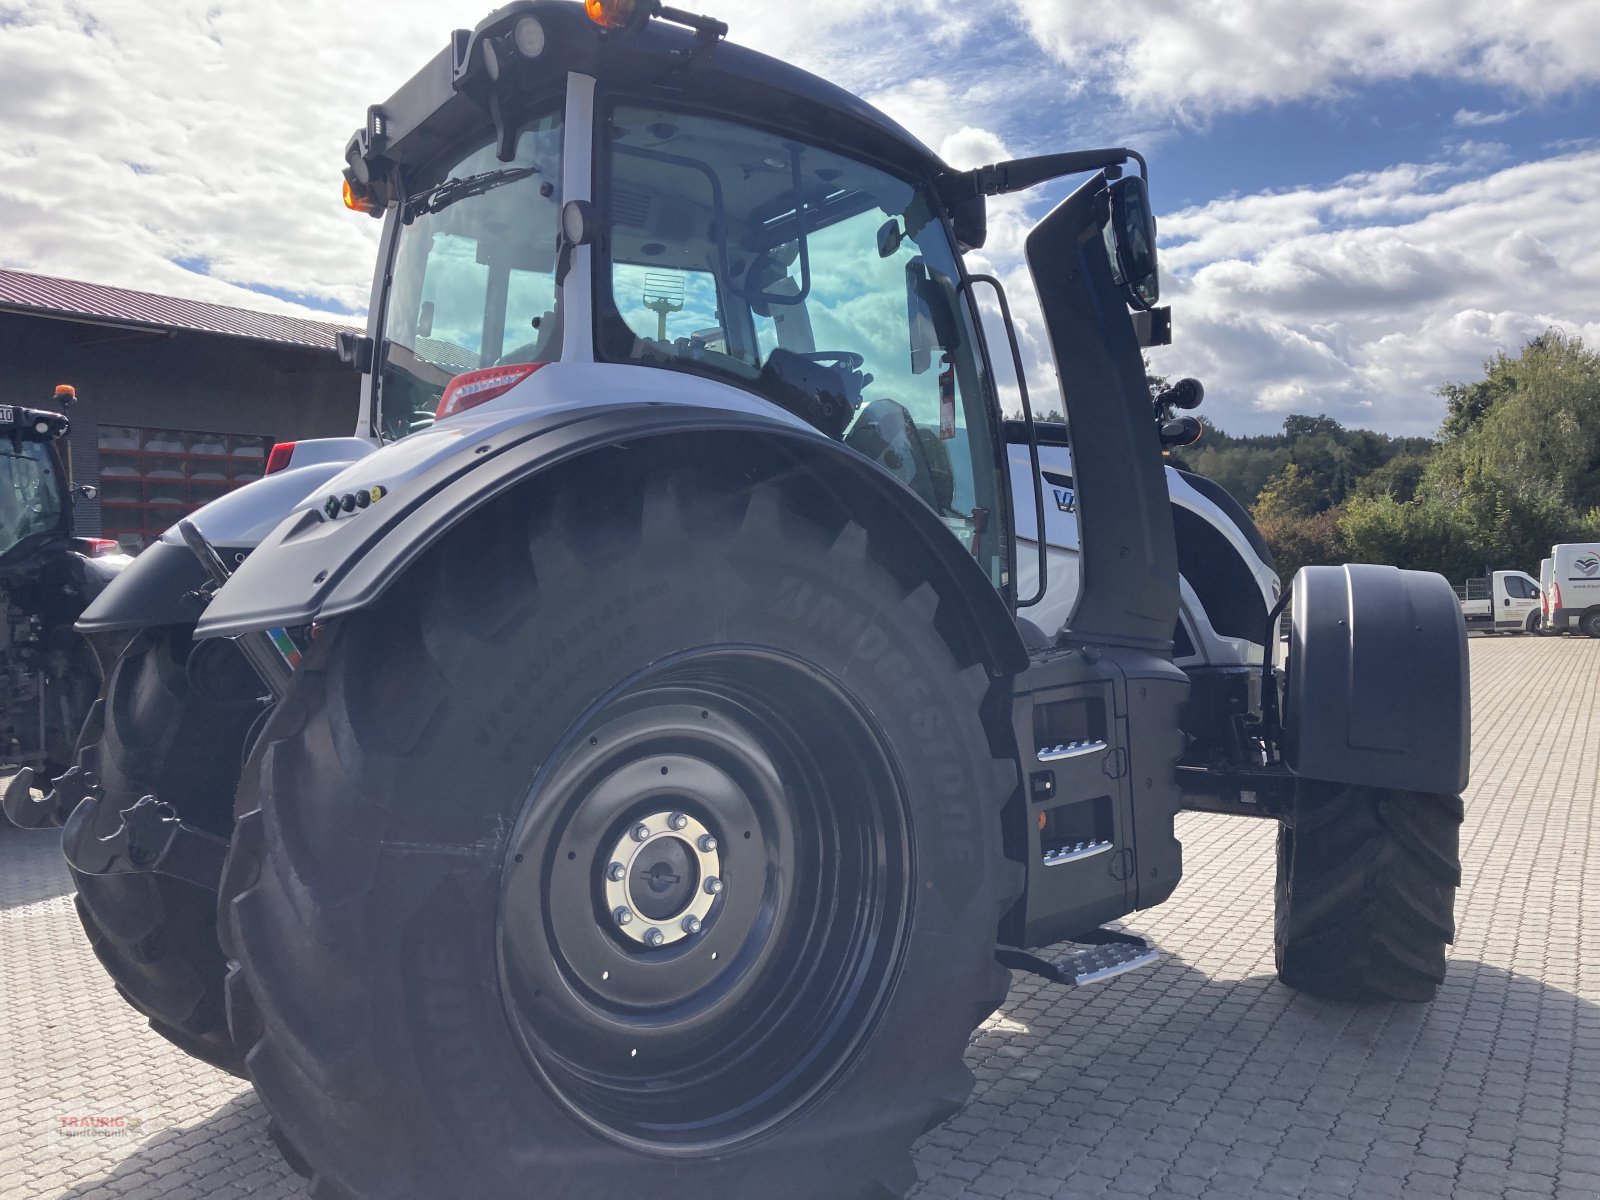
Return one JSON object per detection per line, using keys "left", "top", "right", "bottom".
{"left": 1107, "top": 176, "right": 1159, "bottom": 310}
{"left": 947, "top": 193, "right": 987, "bottom": 252}
{"left": 336, "top": 330, "right": 375, "bottom": 373}
{"left": 72, "top": 483, "right": 98, "bottom": 502}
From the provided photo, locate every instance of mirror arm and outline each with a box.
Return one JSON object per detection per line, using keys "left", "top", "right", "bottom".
{"left": 943, "top": 148, "right": 1146, "bottom": 203}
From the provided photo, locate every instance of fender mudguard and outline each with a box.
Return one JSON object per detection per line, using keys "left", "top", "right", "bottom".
{"left": 193, "top": 403, "right": 1028, "bottom": 675}
{"left": 74, "top": 539, "right": 212, "bottom": 635}
{"left": 1284, "top": 564, "right": 1470, "bottom": 795}
{"left": 76, "top": 457, "right": 373, "bottom": 635}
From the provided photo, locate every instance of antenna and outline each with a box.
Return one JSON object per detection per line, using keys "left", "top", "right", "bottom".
{"left": 642, "top": 272, "right": 685, "bottom": 341}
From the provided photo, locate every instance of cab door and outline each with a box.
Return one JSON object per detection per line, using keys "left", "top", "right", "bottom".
{"left": 1496, "top": 572, "right": 1540, "bottom": 630}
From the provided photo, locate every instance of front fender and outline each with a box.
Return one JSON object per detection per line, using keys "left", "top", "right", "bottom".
{"left": 194, "top": 403, "right": 1028, "bottom": 675}
{"left": 1284, "top": 564, "right": 1470, "bottom": 794}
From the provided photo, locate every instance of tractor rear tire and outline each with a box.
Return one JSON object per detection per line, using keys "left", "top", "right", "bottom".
{"left": 1275, "top": 782, "right": 1461, "bottom": 1002}
{"left": 220, "top": 463, "right": 1021, "bottom": 1200}
{"left": 68, "top": 625, "right": 262, "bottom": 1075}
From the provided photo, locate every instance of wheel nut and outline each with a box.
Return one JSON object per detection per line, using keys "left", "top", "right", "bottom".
{"left": 607, "top": 862, "right": 626, "bottom": 882}
{"left": 632, "top": 823, "right": 651, "bottom": 842}
{"left": 682, "top": 915, "right": 702, "bottom": 935}
{"left": 668, "top": 812, "right": 689, "bottom": 831}
{"left": 698, "top": 834, "right": 718, "bottom": 852}
{"left": 644, "top": 927, "right": 666, "bottom": 947}
{"left": 704, "top": 877, "right": 723, "bottom": 895}
{"left": 613, "top": 907, "right": 634, "bottom": 927}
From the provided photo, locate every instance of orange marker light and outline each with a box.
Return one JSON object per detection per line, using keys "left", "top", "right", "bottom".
{"left": 53, "top": 384, "right": 77, "bottom": 401}
{"left": 585, "top": 0, "right": 641, "bottom": 29}
{"left": 343, "top": 178, "right": 380, "bottom": 215}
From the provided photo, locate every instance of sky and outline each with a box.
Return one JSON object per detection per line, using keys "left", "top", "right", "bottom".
{"left": 2, "top": 0, "right": 1598, "bottom": 436}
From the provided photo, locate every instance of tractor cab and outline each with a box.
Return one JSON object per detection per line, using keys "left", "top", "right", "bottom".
{"left": 338, "top": 0, "right": 1169, "bottom": 619}
{"left": 0, "top": 401, "right": 73, "bottom": 573}
{"left": 0, "top": 388, "right": 125, "bottom": 779}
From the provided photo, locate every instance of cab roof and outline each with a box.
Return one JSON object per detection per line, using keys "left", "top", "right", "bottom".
{"left": 345, "top": 2, "right": 949, "bottom": 193}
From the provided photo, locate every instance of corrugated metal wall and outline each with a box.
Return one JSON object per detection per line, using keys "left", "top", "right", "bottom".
{"left": 0, "top": 310, "right": 360, "bottom": 537}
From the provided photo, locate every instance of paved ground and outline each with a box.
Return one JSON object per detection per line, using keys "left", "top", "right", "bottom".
{"left": 2, "top": 636, "right": 1596, "bottom": 1199}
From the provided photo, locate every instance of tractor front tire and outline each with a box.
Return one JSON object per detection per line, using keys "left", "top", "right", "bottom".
{"left": 68, "top": 626, "right": 262, "bottom": 1075}
{"left": 1275, "top": 782, "right": 1461, "bottom": 1003}
{"left": 220, "top": 462, "right": 1020, "bottom": 1200}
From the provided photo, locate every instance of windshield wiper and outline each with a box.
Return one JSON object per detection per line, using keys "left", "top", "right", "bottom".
{"left": 405, "top": 165, "right": 541, "bottom": 218}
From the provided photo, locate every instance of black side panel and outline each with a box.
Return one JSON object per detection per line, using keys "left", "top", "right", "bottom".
{"left": 1025, "top": 177, "right": 1179, "bottom": 648}
{"left": 1174, "top": 468, "right": 1276, "bottom": 573}
{"left": 75, "top": 539, "right": 214, "bottom": 635}
{"left": 1286, "top": 564, "right": 1470, "bottom": 794}
{"left": 1171, "top": 507, "right": 1270, "bottom": 644}
{"left": 1007, "top": 645, "right": 1187, "bottom": 949}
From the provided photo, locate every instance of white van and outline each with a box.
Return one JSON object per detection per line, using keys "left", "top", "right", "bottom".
{"left": 1548, "top": 543, "right": 1600, "bottom": 637}
{"left": 1454, "top": 571, "right": 1543, "bottom": 633}
{"left": 1540, "top": 558, "right": 1554, "bottom": 631}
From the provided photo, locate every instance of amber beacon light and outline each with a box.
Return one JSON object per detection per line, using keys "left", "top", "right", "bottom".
{"left": 343, "top": 178, "right": 381, "bottom": 216}
{"left": 585, "top": 0, "right": 644, "bottom": 28}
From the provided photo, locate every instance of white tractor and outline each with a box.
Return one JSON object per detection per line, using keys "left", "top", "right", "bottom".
{"left": 9, "top": 4, "right": 1469, "bottom": 1197}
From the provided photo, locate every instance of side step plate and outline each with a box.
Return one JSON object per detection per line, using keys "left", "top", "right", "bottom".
{"left": 997, "top": 938, "right": 1160, "bottom": 989}
{"left": 1061, "top": 942, "right": 1162, "bottom": 986}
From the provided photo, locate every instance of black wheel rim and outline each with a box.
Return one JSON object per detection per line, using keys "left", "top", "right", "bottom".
{"left": 498, "top": 648, "right": 913, "bottom": 1151}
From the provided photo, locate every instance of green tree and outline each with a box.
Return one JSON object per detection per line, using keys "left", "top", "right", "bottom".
{"left": 1252, "top": 463, "right": 1345, "bottom": 578}
{"left": 1351, "top": 453, "right": 1428, "bottom": 503}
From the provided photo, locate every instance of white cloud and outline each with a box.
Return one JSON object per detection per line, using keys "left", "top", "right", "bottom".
{"left": 1150, "top": 150, "right": 1600, "bottom": 434}
{"left": 0, "top": 0, "right": 1005, "bottom": 321}
{"left": 2, "top": 0, "right": 1597, "bottom": 441}
{"left": 1453, "top": 107, "right": 1518, "bottom": 127}
{"left": 1014, "top": 0, "right": 1600, "bottom": 116}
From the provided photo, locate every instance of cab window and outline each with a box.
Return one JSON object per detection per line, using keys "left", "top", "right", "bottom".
{"left": 378, "top": 106, "right": 564, "bottom": 440}
{"left": 597, "top": 102, "right": 1003, "bottom": 582}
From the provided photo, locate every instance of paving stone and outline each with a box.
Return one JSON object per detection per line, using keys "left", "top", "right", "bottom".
{"left": 5, "top": 638, "right": 1598, "bottom": 1200}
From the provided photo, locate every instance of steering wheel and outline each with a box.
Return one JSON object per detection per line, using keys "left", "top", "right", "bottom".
{"left": 798, "top": 350, "right": 865, "bottom": 371}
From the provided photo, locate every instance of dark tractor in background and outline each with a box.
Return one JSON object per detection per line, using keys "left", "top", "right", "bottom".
{"left": 0, "top": 387, "right": 127, "bottom": 803}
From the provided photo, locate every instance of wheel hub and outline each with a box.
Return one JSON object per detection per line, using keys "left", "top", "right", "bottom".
{"left": 498, "top": 651, "right": 912, "bottom": 1149}
{"left": 603, "top": 810, "right": 722, "bottom": 947}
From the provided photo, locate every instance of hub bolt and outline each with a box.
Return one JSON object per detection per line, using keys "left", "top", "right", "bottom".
{"left": 644, "top": 927, "right": 666, "bottom": 947}
{"left": 632, "top": 823, "right": 651, "bottom": 842}
{"left": 607, "top": 862, "right": 626, "bottom": 882}
{"left": 613, "top": 907, "right": 634, "bottom": 927}
{"left": 668, "top": 811, "right": 689, "bottom": 831}
{"left": 682, "top": 915, "right": 702, "bottom": 935}
{"left": 704, "top": 877, "right": 724, "bottom": 895}
{"left": 698, "top": 834, "right": 718, "bottom": 852}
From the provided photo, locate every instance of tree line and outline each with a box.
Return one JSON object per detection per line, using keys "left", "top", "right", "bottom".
{"left": 1174, "top": 331, "right": 1600, "bottom": 582}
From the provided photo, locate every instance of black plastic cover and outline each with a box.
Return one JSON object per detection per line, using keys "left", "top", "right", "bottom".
{"left": 75, "top": 538, "right": 213, "bottom": 634}
{"left": 1173, "top": 468, "right": 1275, "bottom": 573}
{"left": 1285, "top": 564, "right": 1470, "bottom": 795}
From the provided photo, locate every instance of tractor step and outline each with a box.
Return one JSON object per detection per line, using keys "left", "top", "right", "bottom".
{"left": 997, "top": 935, "right": 1160, "bottom": 988}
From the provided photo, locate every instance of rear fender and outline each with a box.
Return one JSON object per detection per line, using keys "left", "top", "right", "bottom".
{"left": 76, "top": 452, "right": 372, "bottom": 635}
{"left": 193, "top": 404, "right": 1028, "bottom": 676}
{"left": 1284, "top": 564, "right": 1469, "bottom": 794}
